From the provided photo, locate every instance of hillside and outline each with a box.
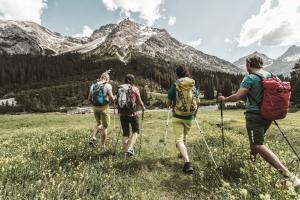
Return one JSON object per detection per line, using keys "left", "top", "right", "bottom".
{"left": 0, "top": 110, "right": 299, "bottom": 199}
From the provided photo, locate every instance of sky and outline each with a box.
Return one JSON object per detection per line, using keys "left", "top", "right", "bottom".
{"left": 0, "top": 0, "right": 300, "bottom": 62}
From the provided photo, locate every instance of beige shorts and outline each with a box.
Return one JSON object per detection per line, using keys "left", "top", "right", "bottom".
{"left": 93, "top": 105, "right": 110, "bottom": 128}
{"left": 172, "top": 117, "right": 193, "bottom": 144}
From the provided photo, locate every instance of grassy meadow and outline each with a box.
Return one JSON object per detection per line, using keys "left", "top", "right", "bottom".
{"left": 1, "top": 110, "right": 300, "bottom": 199}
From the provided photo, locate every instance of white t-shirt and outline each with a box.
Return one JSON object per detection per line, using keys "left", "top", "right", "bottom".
{"left": 90, "top": 81, "right": 112, "bottom": 102}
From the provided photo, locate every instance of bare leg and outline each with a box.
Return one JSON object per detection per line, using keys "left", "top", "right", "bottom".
{"left": 252, "top": 144, "right": 289, "bottom": 175}
{"left": 91, "top": 124, "right": 102, "bottom": 140}
{"left": 176, "top": 141, "right": 190, "bottom": 163}
{"left": 123, "top": 137, "right": 129, "bottom": 151}
{"left": 101, "top": 127, "right": 108, "bottom": 148}
{"left": 128, "top": 132, "right": 138, "bottom": 151}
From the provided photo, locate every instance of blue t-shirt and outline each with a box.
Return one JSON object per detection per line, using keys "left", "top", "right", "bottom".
{"left": 240, "top": 70, "right": 271, "bottom": 113}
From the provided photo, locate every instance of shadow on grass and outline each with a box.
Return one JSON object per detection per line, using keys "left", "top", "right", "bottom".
{"left": 113, "top": 156, "right": 182, "bottom": 175}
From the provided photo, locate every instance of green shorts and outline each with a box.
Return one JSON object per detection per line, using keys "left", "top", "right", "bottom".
{"left": 172, "top": 117, "right": 193, "bottom": 144}
{"left": 93, "top": 105, "right": 110, "bottom": 128}
{"left": 245, "top": 112, "right": 272, "bottom": 145}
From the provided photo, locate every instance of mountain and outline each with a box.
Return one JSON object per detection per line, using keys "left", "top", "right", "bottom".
{"left": 233, "top": 46, "right": 300, "bottom": 76}
{"left": 0, "top": 20, "right": 84, "bottom": 55}
{"left": 0, "top": 19, "right": 243, "bottom": 74}
{"left": 265, "top": 45, "right": 300, "bottom": 76}
{"left": 233, "top": 51, "right": 274, "bottom": 70}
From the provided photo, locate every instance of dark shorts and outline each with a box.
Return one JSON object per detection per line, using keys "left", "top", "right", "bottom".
{"left": 120, "top": 115, "right": 139, "bottom": 137}
{"left": 245, "top": 112, "right": 272, "bottom": 145}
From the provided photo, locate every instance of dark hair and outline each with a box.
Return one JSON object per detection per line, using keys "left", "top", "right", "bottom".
{"left": 246, "top": 55, "right": 263, "bottom": 69}
{"left": 125, "top": 74, "right": 135, "bottom": 84}
{"left": 176, "top": 66, "right": 191, "bottom": 78}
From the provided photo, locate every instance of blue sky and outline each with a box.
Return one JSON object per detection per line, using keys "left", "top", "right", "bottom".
{"left": 1, "top": 0, "right": 300, "bottom": 62}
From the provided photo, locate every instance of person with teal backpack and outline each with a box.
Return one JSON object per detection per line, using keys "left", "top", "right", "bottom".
{"left": 88, "top": 71, "right": 115, "bottom": 148}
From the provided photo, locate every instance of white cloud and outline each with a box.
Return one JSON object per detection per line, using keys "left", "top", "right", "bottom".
{"left": 238, "top": 0, "right": 300, "bottom": 47}
{"left": 73, "top": 25, "right": 93, "bottom": 38}
{"left": 102, "top": 0, "right": 164, "bottom": 26}
{"left": 186, "top": 38, "right": 202, "bottom": 48}
{"left": 225, "top": 37, "right": 232, "bottom": 44}
{"left": 0, "top": 0, "right": 47, "bottom": 24}
{"left": 168, "top": 16, "right": 176, "bottom": 26}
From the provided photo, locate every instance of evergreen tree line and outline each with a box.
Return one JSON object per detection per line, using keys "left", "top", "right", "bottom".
{"left": 291, "top": 60, "right": 300, "bottom": 106}
{"left": 0, "top": 53, "right": 244, "bottom": 112}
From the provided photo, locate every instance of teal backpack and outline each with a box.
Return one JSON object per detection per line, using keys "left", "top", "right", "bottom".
{"left": 92, "top": 83, "right": 108, "bottom": 106}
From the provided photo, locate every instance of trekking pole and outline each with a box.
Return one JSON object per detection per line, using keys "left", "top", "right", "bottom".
{"left": 113, "top": 128, "right": 121, "bottom": 156}
{"left": 274, "top": 120, "right": 300, "bottom": 162}
{"left": 219, "top": 93, "right": 225, "bottom": 153}
{"left": 162, "top": 109, "right": 171, "bottom": 157}
{"left": 138, "top": 109, "right": 145, "bottom": 155}
{"left": 113, "top": 100, "right": 116, "bottom": 130}
{"left": 194, "top": 118, "right": 218, "bottom": 168}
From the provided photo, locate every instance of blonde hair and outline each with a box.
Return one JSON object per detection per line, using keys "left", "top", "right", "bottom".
{"left": 99, "top": 69, "right": 111, "bottom": 81}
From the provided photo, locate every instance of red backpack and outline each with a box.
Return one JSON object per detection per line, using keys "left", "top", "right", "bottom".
{"left": 249, "top": 73, "right": 291, "bottom": 120}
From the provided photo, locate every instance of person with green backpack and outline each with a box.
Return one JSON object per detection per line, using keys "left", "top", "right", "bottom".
{"left": 88, "top": 71, "right": 115, "bottom": 148}
{"left": 167, "top": 66, "right": 200, "bottom": 174}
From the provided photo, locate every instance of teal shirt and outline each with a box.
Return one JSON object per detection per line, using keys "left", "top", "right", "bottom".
{"left": 167, "top": 83, "right": 199, "bottom": 120}
{"left": 240, "top": 70, "right": 271, "bottom": 113}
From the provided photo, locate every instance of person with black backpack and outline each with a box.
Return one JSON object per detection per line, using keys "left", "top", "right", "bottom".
{"left": 117, "top": 74, "right": 145, "bottom": 157}
{"left": 88, "top": 71, "right": 115, "bottom": 148}
{"left": 218, "top": 55, "right": 300, "bottom": 189}
{"left": 167, "top": 66, "right": 200, "bottom": 174}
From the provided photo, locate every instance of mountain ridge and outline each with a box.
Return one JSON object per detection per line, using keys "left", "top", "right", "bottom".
{"left": 0, "top": 18, "right": 243, "bottom": 74}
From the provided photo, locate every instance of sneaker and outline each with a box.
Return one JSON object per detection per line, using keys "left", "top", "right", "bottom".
{"left": 125, "top": 147, "right": 134, "bottom": 158}
{"left": 89, "top": 138, "right": 96, "bottom": 147}
{"left": 183, "top": 162, "right": 193, "bottom": 174}
{"left": 290, "top": 175, "right": 300, "bottom": 190}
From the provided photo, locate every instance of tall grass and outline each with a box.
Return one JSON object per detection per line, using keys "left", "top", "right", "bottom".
{"left": 0, "top": 110, "right": 299, "bottom": 199}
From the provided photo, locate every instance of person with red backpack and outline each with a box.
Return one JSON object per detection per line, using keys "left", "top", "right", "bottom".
{"left": 167, "top": 66, "right": 200, "bottom": 174}
{"left": 218, "top": 55, "right": 300, "bottom": 189}
{"left": 88, "top": 71, "right": 115, "bottom": 148}
{"left": 117, "top": 74, "right": 145, "bottom": 157}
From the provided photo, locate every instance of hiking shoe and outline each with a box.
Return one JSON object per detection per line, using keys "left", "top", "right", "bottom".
{"left": 183, "top": 162, "right": 193, "bottom": 174}
{"left": 89, "top": 138, "right": 96, "bottom": 147}
{"left": 125, "top": 147, "right": 134, "bottom": 158}
{"left": 290, "top": 175, "right": 300, "bottom": 190}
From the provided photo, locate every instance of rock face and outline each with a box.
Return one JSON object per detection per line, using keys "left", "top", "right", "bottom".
{"left": 233, "top": 51, "right": 274, "bottom": 70}
{"left": 0, "top": 18, "right": 243, "bottom": 74}
{"left": 234, "top": 46, "right": 300, "bottom": 76}
{"left": 265, "top": 45, "right": 300, "bottom": 76}
{"left": 0, "top": 20, "right": 84, "bottom": 55}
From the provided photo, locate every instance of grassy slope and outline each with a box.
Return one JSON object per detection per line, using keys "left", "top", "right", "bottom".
{"left": 0, "top": 110, "right": 300, "bottom": 199}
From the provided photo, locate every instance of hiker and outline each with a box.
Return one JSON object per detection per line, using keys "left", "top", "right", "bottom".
{"left": 218, "top": 55, "right": 300, "bottom": 189}
{"left": 88, "top": 71, "right": 115, "bottom": 148}
{"left": 117, "top": 74, "right": 145, "bottom": 157}
{"left": 167, "top": 66, "right": 200, "bottom": 174}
